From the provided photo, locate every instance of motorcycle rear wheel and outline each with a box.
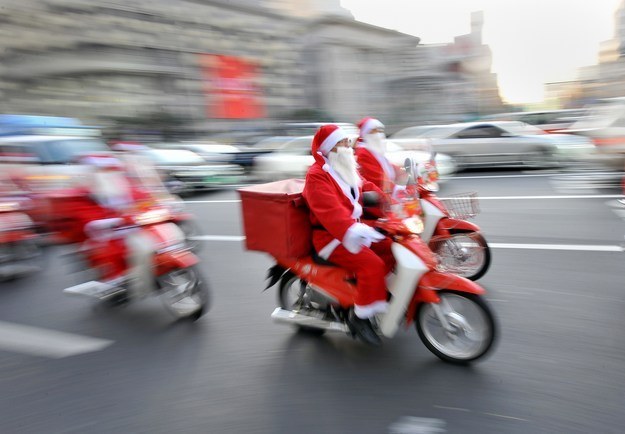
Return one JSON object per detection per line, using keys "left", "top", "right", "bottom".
{"left": 431, "top": 231, "right": 490, "bottom": 281}
{"left": 278, "top": 272, "right": 326, "bottom": 336}
{"left": 416, "top": 291, "right": 496, "bottom": 364}
{"left": 158, "top": 265, "right": 210, "bottom": 321}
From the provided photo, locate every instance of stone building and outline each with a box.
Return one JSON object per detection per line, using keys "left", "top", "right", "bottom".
{"left": 0, "top": 0, "right": 502, "bottom": 134}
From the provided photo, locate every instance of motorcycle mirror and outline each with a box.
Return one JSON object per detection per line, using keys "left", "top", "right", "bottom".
{"left": 404, "top": 157, "right": 413, "bottom": 174}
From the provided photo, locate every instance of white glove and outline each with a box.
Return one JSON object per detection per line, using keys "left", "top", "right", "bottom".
{"left": 343, "top": 223, "right": 385, "bottom": 254}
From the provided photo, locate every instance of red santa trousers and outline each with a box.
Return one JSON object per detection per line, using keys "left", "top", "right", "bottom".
{"left": 327, "top": 237, "right": 395, "bottom": 307}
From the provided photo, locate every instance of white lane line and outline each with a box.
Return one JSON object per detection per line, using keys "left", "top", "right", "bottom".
{"left": 388, "top": 416, "right": 447, "bottom": 434}
{"left": 433, "top": 405, "right": 470, "bottom": 412}
{"left": 189, "top": 236, "right": 623, "bottom": 253}
{"left": 184, "top": 200, "right": 242, "bottom": 204}
{"left": 189, "top": 235, "right": 246, "bottom": 241}
{"left": 184, "top": 194, "right": 623, "bottom": 204}
{"left": 455, "top": 194, "right": 622, "bottom": 200}
{"left": 445, "top": 173, "right": 556, "bottom": 180}
{"left": 490, "top": 243, "right": 622, "bottom": 252}
{"left": 482, "top": 412, "right": 529, "bottom": 422}
{"left": 0, "top": 321, "right": 113, "bottom": 359}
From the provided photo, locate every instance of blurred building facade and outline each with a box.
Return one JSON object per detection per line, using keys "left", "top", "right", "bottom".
{"left": 572, "top": 0, "right": 625, "bottom": 106}
{"left": 0, "top": 0, "right": 503, "bottom": 135}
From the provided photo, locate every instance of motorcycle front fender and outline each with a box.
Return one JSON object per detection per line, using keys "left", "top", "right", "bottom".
{"left": 155, "top": 249, "right": 199, "bottom": 275}
{"left": 405, "top": 270, "right": 485, "bottom": 325}
{"left": 434, "top": 218, "right": 481, "bottom": 236}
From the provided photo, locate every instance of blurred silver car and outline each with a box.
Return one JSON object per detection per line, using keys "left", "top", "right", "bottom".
{"left": 391, "top": 121, "right": 596, "bottom": 170}
{"left": 252, "top": 136, "right": 456, "bottom": 182}
{"left": 138, "top": 148, "right": 244, "bottom": 193}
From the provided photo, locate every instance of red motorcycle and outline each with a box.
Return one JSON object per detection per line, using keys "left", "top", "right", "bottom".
{"left": 0, "top": 197, "right": 43, "bottom": 281}
{"left": 240, "top": 180, "right": 497, "bottom": 364}
{"left": 63, "top": 206, "right": 209, "bottom": 320}
{"left": 408, "top": 156, "right": 491, "bottom": 281}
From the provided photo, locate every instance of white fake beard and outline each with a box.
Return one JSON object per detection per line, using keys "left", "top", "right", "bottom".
{"left": 328, "top": 147, "right": 361, "bottom": 188}
{"left": 364, "top": 132, "right": 387, "bottom": 154}
{"left": 91, "top": 172, "right": 133, "bottom": 209}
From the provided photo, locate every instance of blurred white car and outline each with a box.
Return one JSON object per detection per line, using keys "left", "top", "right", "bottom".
{"left": 390, "top": 121, "right": 596, "bottom": 170}
{"left": 252, "top": 136, "right": 456, "bottom": 182}
{"left": 137, "top": 148, "right": 244, "bottom": 193}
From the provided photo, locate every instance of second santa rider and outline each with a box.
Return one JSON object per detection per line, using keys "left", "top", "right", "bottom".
{"left": 302, "top": 124, "right": 395, "bottom": 346}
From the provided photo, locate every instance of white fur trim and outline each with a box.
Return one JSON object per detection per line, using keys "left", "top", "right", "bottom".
{"left": 318, "top": 238, "right": 341, "bottom": 259}
{"left": 319, "top": 128, "right": 348, "bottom": 155}
{"left": 360, "top": 118, "right": 384, "bottom": 137}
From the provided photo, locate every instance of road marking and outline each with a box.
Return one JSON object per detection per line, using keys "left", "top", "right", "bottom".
{"left": 456, "top": 194, "right": 622, "bottom": 200}
{"left": 188, "top": 235, "right": 623, "bottom": 253}
{"left": 184, "top": 199, "right": 242, "bottom": 204}
{"left": 184, "top": 194, "right": 623, "bottom": 204}
{"left": 483, "top": 412, "right": 529, "bottom": 422}
{"left": 0, "top": 321, "right": 113, "bottom": 359}
{"left": 490, "top": 243, "right": 622, "bottom": 252}
{"left": 189, "top": 235, "right": 246, "bottom": 241}
{"left": 388, "top": 416, "right": 446, "bottom": 434}
{"left": 433, "top": 405, "right": 470, "bottom": 412}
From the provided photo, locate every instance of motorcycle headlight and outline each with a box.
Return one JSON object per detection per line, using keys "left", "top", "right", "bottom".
{"left": 134, "top": 209, "right": 170, "bottom": 225}
{"left": 403, "top": 216, "right": 424, "bottom": 234}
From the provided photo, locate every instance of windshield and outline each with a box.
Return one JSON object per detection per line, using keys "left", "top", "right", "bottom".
{"left": 44, "top": 139, "right": 109, "bottom": 163}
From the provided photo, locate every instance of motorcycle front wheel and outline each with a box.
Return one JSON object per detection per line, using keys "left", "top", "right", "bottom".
{"left": 416, "top": 291, "right": 496, "bottom": 364}
{"left": 431, "top": 231, "right": 491, "bottom": 281}
{"left": 157, "top": 265, "right": 210, "bottom": 321}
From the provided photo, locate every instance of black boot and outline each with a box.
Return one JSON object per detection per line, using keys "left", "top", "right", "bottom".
{"left": 348, "top": 310, "right": 382, "bottom": 346}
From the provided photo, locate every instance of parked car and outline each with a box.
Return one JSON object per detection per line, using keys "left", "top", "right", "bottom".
{"left": 252, "top": 136, "right": 456, "bottom": 182}
{"left": 390, "top": 121, "right": 596, "bottom": 170}
{"left": 136, "top": 148, "right": 244, "bottom": 193}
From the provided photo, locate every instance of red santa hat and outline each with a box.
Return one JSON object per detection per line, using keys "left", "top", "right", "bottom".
{"left": 357, "top": 117, "right": 385, "bottom": 137}
{"left": 311, "top": 124, "right": 348, "bottom": 159}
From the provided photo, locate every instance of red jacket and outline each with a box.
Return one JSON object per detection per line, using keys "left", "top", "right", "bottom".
{"left": 355, "top": 146, "right": 401, "bottom": 195}
{"left": 303, "top": 161, "right": 383, "bottom": 255}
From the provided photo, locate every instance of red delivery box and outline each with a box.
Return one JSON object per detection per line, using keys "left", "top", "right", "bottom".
{"left": 238, "top": 179, "right": 311, "bottom": 259}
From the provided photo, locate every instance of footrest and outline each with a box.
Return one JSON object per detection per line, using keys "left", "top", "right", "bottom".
{"left": 63, "top": 281, "right": 124, "bottom": 300}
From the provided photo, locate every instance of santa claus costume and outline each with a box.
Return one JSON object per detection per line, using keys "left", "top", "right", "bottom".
{"left": 355, "top": 117, "right": 404, "bottom": 197}
{"left": 302, "top": 124, "right": 395, "bottom": 320}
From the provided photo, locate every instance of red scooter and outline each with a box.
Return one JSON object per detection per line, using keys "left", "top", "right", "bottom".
{"left": 409, "top": 156, "right": 491, "bottom": 281}
{"left": 263, "top": 188, "right": 497, "bottom": 364}
{"left": 63, "top": 205, "right": 209, "bottom": 320}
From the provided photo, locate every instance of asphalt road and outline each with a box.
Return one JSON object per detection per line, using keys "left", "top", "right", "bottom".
{"left": 1, "top": 169, "right": 625, "bottom": 434}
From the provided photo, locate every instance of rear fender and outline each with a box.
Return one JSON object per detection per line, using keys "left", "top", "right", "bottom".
{"left": 405, "top": 271, "right": 485, "bottom": 325}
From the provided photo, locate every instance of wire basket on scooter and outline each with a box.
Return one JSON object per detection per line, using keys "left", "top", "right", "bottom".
{"left": 439, "top": 192, "right": 480, "bottom": 219}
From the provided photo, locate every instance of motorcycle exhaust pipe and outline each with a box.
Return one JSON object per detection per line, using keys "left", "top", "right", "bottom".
{"left": 271, "top": 307, "right": 350, "bottom": 333}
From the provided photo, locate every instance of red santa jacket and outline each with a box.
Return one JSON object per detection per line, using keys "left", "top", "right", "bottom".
{"left": 355, "top": 146, "right": 401, "bottom": 195}
{"left": 303, "top": 161, "right": 384, "bottom": 257}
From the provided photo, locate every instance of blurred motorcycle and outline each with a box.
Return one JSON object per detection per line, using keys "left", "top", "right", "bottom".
{"left": 63, "top": 206, "right": 210, "bottom": 320}
{"left": 405, "top": 156, "right": 491, "bottom": 281}
{"left": 0, "top": 197, "right": 43, "bottom": 281}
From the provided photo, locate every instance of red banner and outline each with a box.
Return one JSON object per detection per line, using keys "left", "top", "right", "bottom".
{"left": 200, "top": 54, "right": 265, "bottom": 119}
